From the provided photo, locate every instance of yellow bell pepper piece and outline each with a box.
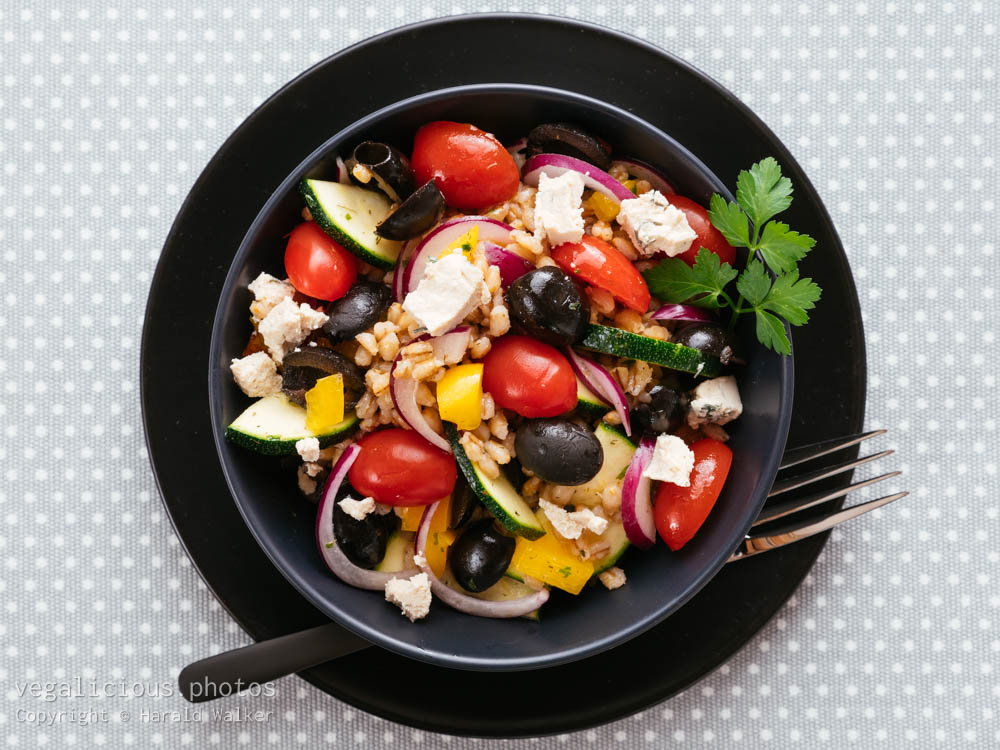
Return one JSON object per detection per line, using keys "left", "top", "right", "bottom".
{"left": 399, "top": 506, "right": 424, "bottom": 532}
{"left": 623, "top": 179, "right": 638, "bottom": 195}
{"left": 439, "top": 225, "right": 478, "bottom": 261}
{"left": 423, "top": 496, "right": 454, "bottom": 578}
{"left": 304, "top": 374, "right": 344, "bottom": 433}
{"left": 509, "top": 511, "right": 594, "bottom": 595}
{"left": 585, "top": 192, "right": 620, "bottom": 222}
{"left": 436, "top": 363, "right": 484, "bottom": 431}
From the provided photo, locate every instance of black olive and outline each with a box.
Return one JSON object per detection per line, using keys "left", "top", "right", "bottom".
{"left": 526, "top": 123, "right": 612, "bottom": 170}
{"left": 514, "top": 419, "right": 604, "bottom": 486}
{"left": 631, "top": 385, "right": 687, "bottom": 437}
{"left": 375, "top": 180, "right": 446, "bottom": 240}
{"left": 673, "top": 323, "right": 739, "bottom": 366}
{"left": 281, "top": 347, "right": 365, "bottom": 408}
{"left": 507, "top": 267, "right": 590, "bottom": 347}
{"left": 332, "top": 491, "right": 399, "bottom": 569}
{"left": 348, "top": 141, "right": 415, "bottom": 202}
{"left": 448, "top": 519, "right": 515, "bottom": 592}
{"left": 449, "top": 478, "right": 479, "bottom": 529}
{"left": 322, "top": 281, "right": 392, "bottom": 343}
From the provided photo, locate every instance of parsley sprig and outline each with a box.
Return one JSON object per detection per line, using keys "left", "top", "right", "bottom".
{"left": 642, "top": 158, "right": 821, "bottom": 355}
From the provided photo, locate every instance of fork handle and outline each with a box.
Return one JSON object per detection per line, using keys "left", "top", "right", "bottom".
{"left": 178, "top": 623, "right": 370, "bottom": 702}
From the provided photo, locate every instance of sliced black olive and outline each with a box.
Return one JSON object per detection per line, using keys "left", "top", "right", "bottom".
{"left": 507, "top": 267, "right": 590, "bottom": 347}
{"left": 332, "top": 490, "right": 400, "bottom": 569}
{"left": 281, "top": 347, "right": 365, "bottom": 408}
{"left": 673, "top": 323, "right": 740, "bottom": 366}
{"left": 375, "top": 180, "right": 445, "bottom": 240}
{"left": 631, "top": 385, "right": 687, "bottom": 437}
{"left": 322, "top": 281, "right": 392, "bottom": 343}
{"left": 347, "top": 141, "right": 415, "bottom": 203}
{"left": 526, "top": 123, "right": 612, "bottom": 170}
{"left": 448, "top": 519, "right": 515, "bottom": 592}
{"left": 449, "top": 478, "right": 479, "bottom": 529}
{"left": 514, "top": 419, "right": 604, "bottom": 486}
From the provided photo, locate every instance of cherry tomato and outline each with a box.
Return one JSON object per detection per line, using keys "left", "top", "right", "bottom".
{"left": 653, "top": 438, "right": 733, "bottom": 551}
{"left": 551, "top": 235, "right": 651, "bottom": 313}
{"left": 348, "top": 429, "right": 457, "bottom": 506}
{"left": 664, "top": 195, "right": 737, "bottom": 267}
{"left": 411, "top": 121, "right": 520, "bottom": 211}
{"left": 482, "top": 335, "right": 577, "bottom": 418}
{"left": 284, "top": 222, "right": 358, "bottom": 302}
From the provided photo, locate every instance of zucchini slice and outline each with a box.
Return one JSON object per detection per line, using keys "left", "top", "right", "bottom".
{"left": 590, "top": 519, "right": 629, "bottom": 575}
{"left": 224, "top": 394, "right": 359, "bottom": 455}
{"left": 299, "top": 178, "right": 403, "bottom": 270}
{"left": 444, "top": 423, "right": 545, "bottom": 540}
{"left": 374, "top": 530, "right": 415, "bottom": 573}
{"left": 575, "top": 376, "right": 608, "bottom": 419}
{"left": 572, "top": 422, "right": 636, "bottom": 507}
{"left": 578, "top": 324, "right": 722, "bottom": 376}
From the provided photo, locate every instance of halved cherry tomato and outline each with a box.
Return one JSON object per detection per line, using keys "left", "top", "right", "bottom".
{"left": 481, "top": 335, "right": 577, "bottom": 418}
{"left": 653, "top": 438, "right": 733, "bottom": 551}
{"left": 664, "top": 195, "right": 737, "bottom": 267}
{"left": 551, "top": 235, "right": 651, "bottom": 313}
{"left": 411, "top": 121, "right": 520, "bottom": 211}
{"left": 348, "top": 428, "right": 457, "bottom": 506}
{"left": 284, "top": 221, "right": 358, "bottom": 301}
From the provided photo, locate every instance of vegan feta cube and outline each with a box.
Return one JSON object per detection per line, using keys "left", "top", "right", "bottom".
{"left": 248, "top": 272, "right": 295, "bottom": 322}
{"left": 617, "top": 189, "right": 697, "bottom": 257}
{"left": 295, "top": 437, "right": 321, "bottom": 463}
{"left": 257, "top": 298, "right": 328, "bottom": 363}
{"left": 538, "top": 498, "right": 609, "bottom": 540}
{"left": 598, "top": 566, "right": 627, "bottom": 590}
{"left": 338, "top": 495, "right": 376, "bottom": 522}
{"left": 401, "top": 253, "right": 490, "bottom": 337}
{"left": 533, "top": 171, "right": 586, "bottom": 247}
{"left": 643, "top": 434, "right": 696, "bottom": 487}
{"left": 229, "top": 351, "right": 282, "bottom": 397}
{"left": 384, "top": 573, "right": 432, "bottom": 622}
{"left": 687, "top": 375, "right": 743, "bottom": 428}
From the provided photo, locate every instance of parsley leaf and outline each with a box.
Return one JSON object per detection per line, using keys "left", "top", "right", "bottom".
{"left": 756, "top": 221, "right": 816, "bottom": 273}
{"left": 736, "top": 156, "right": 793, "bottom": 229}
{"left": 642, "top": 249, "right": 737, "bottom": 309}
{"left": 735, "top": 260, "right": 771, "bottom": 307}
{"left": 754, "top": 310, "right": 791, "bottom": 355}
{"left": 707, "top": 194, "right": 750, "bottom": 248}
{"left": 759, "top": 271, "right": 822, "bottom": 326}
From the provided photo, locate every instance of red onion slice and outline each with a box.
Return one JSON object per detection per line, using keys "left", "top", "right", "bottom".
{"left": 523, "top": 153, "right": 635, "bottom": 203}
{"left": 316, "top": 445, "right": 420, "bottom": 589}
{"left": 402, "top": 216, "right": 513, "bottom": 294}
{"left": 392, "top": 238, "right": 419, "bottom": 302}
{"left": 611, "top": 158, "right": 675, "bottom": 195}
{"left": 428, "top": 326, "right": 472, "bottom": 365}
{"left": 651, "top": 303, "right": 716, "bottom": 323}
{"left": 566, "top": 348, "right": 632, "bottom": 436}
{"left": 481, "top": 241, "right": 534, "bottom": 287}
{"left": 415, "top": 502, "right": 550, "bottom": 618}
{"left": 389, "top": 357, "right": 451, "bottom": 453}
{"left": 621, "top": 437, "right": 658, "bottom": 549}
{"left": 335, "top": 156, "right": 351, "bottom": 185}
{"left": 506, "top": 137, "right": 528, "bottom": 170}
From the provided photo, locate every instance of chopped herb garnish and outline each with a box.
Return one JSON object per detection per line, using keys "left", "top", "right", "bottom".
{"left": 557, "top": 565, "right": 572, "bottom": 578}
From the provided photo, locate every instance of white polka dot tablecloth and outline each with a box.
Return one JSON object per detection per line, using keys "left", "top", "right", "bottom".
{"left": 2, "top": 1, "right": 998, "bottom": 747}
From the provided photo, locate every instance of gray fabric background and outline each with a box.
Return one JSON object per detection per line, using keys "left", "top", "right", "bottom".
{"left": 2, "top": 1, "right": 998, "bottom": 747}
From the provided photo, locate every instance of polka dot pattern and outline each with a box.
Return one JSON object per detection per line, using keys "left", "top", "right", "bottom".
{"left": 2, "top": 2, "right": 998, "bottom": 747}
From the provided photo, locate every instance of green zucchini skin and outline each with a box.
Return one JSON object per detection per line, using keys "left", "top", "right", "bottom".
{"left": 578, "top": 324, "right": 722, "bottom": 377}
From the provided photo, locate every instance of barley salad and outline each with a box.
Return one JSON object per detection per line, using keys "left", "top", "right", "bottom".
{"left": 224, "top": 119, "right": 818, "bottom": 622}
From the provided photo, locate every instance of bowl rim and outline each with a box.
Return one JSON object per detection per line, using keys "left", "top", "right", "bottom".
{"left": 208, "top": 81, "right": 795, "bottom": 670}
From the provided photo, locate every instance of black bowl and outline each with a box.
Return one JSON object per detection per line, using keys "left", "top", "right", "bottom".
{"left": 208, "top": 83, "right": 794, "bottom": 671}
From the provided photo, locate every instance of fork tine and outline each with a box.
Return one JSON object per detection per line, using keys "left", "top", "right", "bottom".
{"left": 753, "top": 470, "right": 901, "bottom": 527}
{"left": 729, "top": 491, "right": 908, "bottom": 562}
{"left": 768, "top": 449, "right": 894, "bottom": 498}
{"left": 778, "top": 429, "right": 887, "bottom": 471}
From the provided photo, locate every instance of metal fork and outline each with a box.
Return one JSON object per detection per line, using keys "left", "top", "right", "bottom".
{"left": 179, "top": 429, "right": 906, "bottom": 702}
{"left": 728, "top": 429, "right": 907, "bottom": 561}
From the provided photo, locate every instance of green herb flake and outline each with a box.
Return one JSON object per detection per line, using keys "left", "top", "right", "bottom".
{"left": 557, "top": 565, "right": 572, "bottom": 578}
{"left": 325, "top": 541, "right": 335, "bottom": 549}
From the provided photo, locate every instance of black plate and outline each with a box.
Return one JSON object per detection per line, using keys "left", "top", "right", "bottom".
{"left": 142, "top": 15, "right": 865, "bottom": 737}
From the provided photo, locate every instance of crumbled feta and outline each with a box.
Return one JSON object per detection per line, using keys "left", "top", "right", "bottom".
{"left": 687, "top": 375, "right": 743, "bottom": 428}
{"left": 617, "top": 190, "right": 697, "bottom": 257}
{"left": 598, "top": 566, "right": 627, "bottom": 590}
{"left": 643, "top": 434, "right": 695, "bottom": 487}
{"left": 538, "top": 498, "right": 609, "bottom": 540}
{"left": 412, "top": 552, "right": 427, "bottom": 569}
{"left": 248, "top": 272, "right": 295, "bottom": 322}
{"left": 384, "top": 573, "right": 432, "bottom": 622}
{"left": 402, "top": 253, "right": 490, "bottom": 337}
{"left": 257, "top": 298, "right": 328, "bottom": 363}
{"left": 338, "top": 495, "right": 376, "bottom": 521}
{"left": 296, "top": 466, "right": 317, "bottom": 496}
{"left": 295, "top": 437, "right": 321, "bottom": 463}
{"left": 303, "top": 462, "right": 324, "bottom": 478}
{"left": 229, "top": 352, "right": 282, "bottom": 397}
{"left": 533, "top": 171, "right": 585, "bottom": 246}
